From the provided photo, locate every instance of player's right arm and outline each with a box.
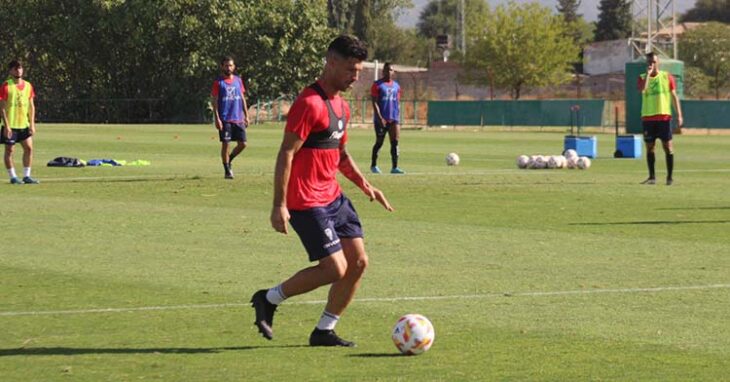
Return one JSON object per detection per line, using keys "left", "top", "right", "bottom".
{"left": 211, "top": 82, "right": 222, "bottom": 130}
{"left": 370, "top": 83, "right": 385, "bottom": 126}
{"left": 270, "top": 131, "right": 304, "bottom": 234}
{"left": 0, "top": 101, "right": 10, "bottom": 139}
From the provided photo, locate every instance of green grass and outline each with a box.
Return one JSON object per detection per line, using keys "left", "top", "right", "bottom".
{"left": 1, "top": 123, "right": 729, "bottom": 381}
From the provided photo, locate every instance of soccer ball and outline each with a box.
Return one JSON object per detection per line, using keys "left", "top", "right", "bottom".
{"left": 577, "top": 156, "right": 592, "bottom": 169}
{"left": 516, "top": 155, "right": 530, "bottom": 169}
{"left": 533, "top": 155, "right": 548, "bottom": 169}
{"left": 446, "top": 152, "right": 460, "bottom": 166}
{"left": 564, "top": 149, "right": 578, "bottom": 160}
{"left": 392, "top": 314, "right": 435, "bottom": 355}
{"left": 566, "top": 156, "right": 578, "bottom": 169}
{"left": 547, "top": 155, "right": 560, "bottom": 169}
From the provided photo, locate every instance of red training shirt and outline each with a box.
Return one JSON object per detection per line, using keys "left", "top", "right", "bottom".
{"left": 285, "top": 84, "right": 350, "bottom": 210}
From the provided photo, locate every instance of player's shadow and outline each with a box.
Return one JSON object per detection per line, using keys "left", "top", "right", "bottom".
{"left": 657, "top": 206, "right": 730, "bottom": 210}
{"left": 348, "top": 353, "right": 404, "bottom": 358}
{"left": 0, "top": 345, "right": 307, "bottom": 357}
{"left": 571, "top": 220, "right": 730, "bottom": 226}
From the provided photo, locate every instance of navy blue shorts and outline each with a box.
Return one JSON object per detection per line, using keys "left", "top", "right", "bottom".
{"left": 289, "top": 193, "right": 364, "bottom": 262}
{"left": 374, "top": 120, "right": 397, "bottom": 137}
{"left": 642, "top": 120, "right": 672, "bottom": 143}
{"left": 219, "top": 122, "right": 247, "bottom": 143}
{"left": 1, "top": 127, "right": 32, "bottom": 145}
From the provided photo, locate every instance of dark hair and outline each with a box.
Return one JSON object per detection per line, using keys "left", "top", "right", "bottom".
{"left": 220, "top": 56, "right": 234, "bottom": 65}
{"left": 8, "top": 60, "right": 22, "bottom": 70}
{"left": 383, "top": 62, "right": 392, "bottom": 70}
{"left": 327, "top": 35, "right": 368, "bottom": 61}
{"left": 646, "top": 52, "right": 656, "bottom": 61}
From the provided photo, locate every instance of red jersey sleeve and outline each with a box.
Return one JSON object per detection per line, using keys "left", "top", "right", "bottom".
{"left": 285, "top": 92, "right": 321, "bottom": 141}
{"left": 668, "top": 74, "right": 676, "bottom": 90}
{"left": 0, "top": 82, "right": 7, "bottom": 101}
{"left": 637, "top": 76, "right": 645, "bottom": 91}
{"left": 211, "top": 81, "right": 219, "bottom": 97}
{"left": 29, "top": 83, "right": 35, "bottom": 98}
{"left": 370, "top": 83, "right": 379, "bottom": 98}
{"left": 238, "top": 77, "right": 246, "bottom": 94}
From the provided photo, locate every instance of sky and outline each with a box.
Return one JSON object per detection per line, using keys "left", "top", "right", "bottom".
{"left": 397, "top": 0, "right": 697, "bottom": 28}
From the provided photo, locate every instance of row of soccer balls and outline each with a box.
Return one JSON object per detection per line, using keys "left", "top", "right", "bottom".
{"left": 517, "top": 151, "right": 592, "bottom": 170}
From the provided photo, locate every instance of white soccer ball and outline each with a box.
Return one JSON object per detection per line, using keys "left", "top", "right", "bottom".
{"left": 445, "top": 153, "right": 460, "bottom": 166}
{"left": 577, "top": 156, "right": 592, "bottom": 170}
{"left": 566, "top": 156, "right": 578, "bottom": 169}
{"left": 533, "top": 155, "right": 548, "bottom": 169}
{"left": 558, "top": 155, "right": 567, "bottom": 168}
{"left": 564, "top": 149, "right": 578, "bottom": 160}
{"left": 517, "top": 155, "right": 530, "bottom": 169}
{"left": 392, "top": 314, "right": 435, "bottom": 355}
{"left": 547, "top": 155, "right": 561, "bottom": 169}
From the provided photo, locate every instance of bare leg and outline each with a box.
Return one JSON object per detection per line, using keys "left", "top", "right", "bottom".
{"left": 324, "top": 238, "right": 369, "bottom": 316}
{"left": 229, "top": 141, "right": 247, "bottom": 162}
{"left": 280, "top": 251, "right": 348, "bottom": 298}
{"left": 21, "top": 138, "right": 33, "bottom": 168}
{"left": 3, "top": 144, "right": 13, "bottom": 171}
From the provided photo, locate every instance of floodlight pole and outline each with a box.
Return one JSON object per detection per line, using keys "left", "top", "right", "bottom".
{"left": 630, "top": 0, "right": 677, "bottom": 59}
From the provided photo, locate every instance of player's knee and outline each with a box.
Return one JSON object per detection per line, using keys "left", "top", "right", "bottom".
{"left": 352, "top": 254, "right": 369, "bottom": 276}
{"left": 321, "top": 255, "right": 348, "bottom": 282}
{"left": 239, "top": 141, "right": 247, "bottom": 149}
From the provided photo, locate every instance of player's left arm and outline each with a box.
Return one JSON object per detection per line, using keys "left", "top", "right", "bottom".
{"left": 240, "top": 78, "right": 250, "bottom": 127}
{"left": 669, "top": 75, "right": 683, "bottom": 127}
{"left": 339, "top": 145, "right": 393, "bottom": 211}
{"left": 29, "top": 96, "right": 36, "bottom": 135}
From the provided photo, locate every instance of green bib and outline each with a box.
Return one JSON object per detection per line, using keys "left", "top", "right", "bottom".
{"left": 641, "top": 71, "right": 672, "bottom": 117}
{"left": 3, "top": 78, "right": 32, "bottom": 129}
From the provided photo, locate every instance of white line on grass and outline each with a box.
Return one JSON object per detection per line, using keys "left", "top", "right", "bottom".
{"left": 2, "top": 283, "right": 729, "bottom": 317}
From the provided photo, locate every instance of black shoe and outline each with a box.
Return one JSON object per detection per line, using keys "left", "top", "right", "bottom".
{"left": 666, "top": 178, "right": 673, "bottom": 186}
{"left": 309, "top": 328, "right": 356, "bottom": 347}
{"left": 640, "top": 177, "right": 656, "bottom": 185}
{"left": 250, "top": 289, "right": 277, "bottom": 340}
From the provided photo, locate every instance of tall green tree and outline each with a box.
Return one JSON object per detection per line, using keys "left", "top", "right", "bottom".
{"left": 678, "top": 22, "right": 730, "bottom": 99}
{"left": 594, "top": 0, "right": 632, "bottom": 41}
{"left": 417, "top": 0, "right": 490, "bottom": 43}
{"left": 464, "top": 1, "right": 579, "bottom": 99}
{"left": 681, "top": 0, "right": 730, "bottom": 23}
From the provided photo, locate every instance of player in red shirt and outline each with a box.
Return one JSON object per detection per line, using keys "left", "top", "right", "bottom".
{"left": 250, "top": 35, "right": 393, "bottom": 347}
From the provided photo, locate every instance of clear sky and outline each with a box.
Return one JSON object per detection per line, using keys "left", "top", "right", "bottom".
{"left": 397, "top": 0, "right": 696, "bottom": 28}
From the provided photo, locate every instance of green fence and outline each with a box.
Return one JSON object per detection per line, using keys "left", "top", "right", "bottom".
{"left": 427, "top": 100, "right": 606, "bottom": 127}
{"left": 681, "top": 101, "right": 730, "bottom": 129}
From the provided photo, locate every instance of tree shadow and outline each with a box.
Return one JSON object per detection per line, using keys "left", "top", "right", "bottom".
{"left": 0, "top": 344, "right": 308, "bottom": 357}
{"left": 570, "top": 220, "right": 730, "bottom": 226}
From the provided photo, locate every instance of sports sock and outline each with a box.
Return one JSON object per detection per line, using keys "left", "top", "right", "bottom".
{"left": 390, "top": 139, "right": 399, "bottom": 169}
{"left": 666, "top": 152, "right": 674, "bottom": 179}
{"left": 229, "top": 152, "right": 238, "bottom": 163}
{"left": 223, "top": 162, "right": 231, "bottom": 174}
{"left": 371, "top": 136, "right": 384, "bottom": 167}
{"left": 265, "top": 284, "right": 286, "bottom": 305}
{"left": 647, "top": 152, "right": 656, "bottom": 179}
{"left": 316, "top": 311, "right": 340, "bottom": 331}
{"left": 23, "top": 167, "right": 31, "bottom": 177}
{"left": 8, "top": 168, "right": 17, "bottom": 179}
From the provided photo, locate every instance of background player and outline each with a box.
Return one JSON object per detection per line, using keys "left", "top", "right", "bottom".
{"left": 211, "top": 56, "right": 249, "bottom": 179}
{"left": 1, "top": 60, "right": 38, "bottom": 184}
{"left": 370, "top": 62, "right": 404, "bottom": 174}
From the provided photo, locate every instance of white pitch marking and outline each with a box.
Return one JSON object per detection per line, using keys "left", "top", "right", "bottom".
{"left": 1, "top": 284, "right": 729, "bottom": 317}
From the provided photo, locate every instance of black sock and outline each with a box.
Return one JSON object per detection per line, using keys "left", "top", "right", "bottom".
{"left": 371, "top": 136, "right": 384, "bottom": 167}
{"left": 223, "top": 162, "right": 231, "bottom": 173}
{"left": 666, "top": 152, "right": 674, "bottom": 180}
{"left": 390, "top": 139, "right": 399, "bottom": 169}
{"left": 229, "top": 152, "right": 238, "bottom": 163}
{"left": 647, "top": 152, "right": 656, "bottom": 179}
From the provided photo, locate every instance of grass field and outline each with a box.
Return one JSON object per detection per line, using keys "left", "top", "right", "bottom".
{"left": 1, "top": 123, "right": 729, "bottom": 381}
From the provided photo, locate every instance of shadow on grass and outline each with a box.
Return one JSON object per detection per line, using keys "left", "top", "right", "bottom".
{"left": 657, "top": 206, "right": 730, "bottom": 210}
{"left": 571, "top": 220, "right": 730, "bottom": 226}
{"left": 0, "top": 344, "right": 308, "bottom": 357}
{"left": 348, "top": 352, "right": 404, "bottom": 358}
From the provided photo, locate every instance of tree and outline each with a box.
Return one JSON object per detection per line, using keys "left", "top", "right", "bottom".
{"left": 464, "top": 2, "right": 579, "bottom": 99}
{"left": 681, "top": 0, "right": 730, "bottom": 23}
{"left": 557, "top": 0, "right": 581, "bottom": 23}
{"left": 594, "top": 0, "right": 632, "bottom": 42}
{"left": 678, "top": 22, "right": 730, "bottom": 99}
{"left": 417, "top": 0, "right": 490, "bottom": 44}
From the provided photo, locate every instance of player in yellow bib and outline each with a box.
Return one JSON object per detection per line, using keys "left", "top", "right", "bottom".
{"left": 637, "top": 53, "right": 683, "bottom": 186}
{"left": 1, "top": 60, "right": 38, "bottom": 184}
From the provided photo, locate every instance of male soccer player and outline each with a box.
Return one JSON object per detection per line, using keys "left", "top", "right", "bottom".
{"left": 250, "top": 35, "right": 393, "bottom": 347}
{"left": 370, "top": 62, "right": 404, "bottom": 174}
{"left": 638, "top": 52, "right": 683, "bottom": 185}
{"left": 211, "top": 56, "right": 249, "bottom": 179}
{"left": 1, "top": 60, "right": 38, "bottom": 184}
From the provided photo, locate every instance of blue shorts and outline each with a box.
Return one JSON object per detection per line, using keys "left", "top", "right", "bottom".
{"left": 1, "top": 127, "right": 32, "bottom": 145}
{"left": 642, "top": 120, "right": 672, "bottom": 143}
{"left": 289, "top": 193, "right": 364, "bottom": 262}
{"left": 219, "top": 122, "right": 247, "bottom": 143}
